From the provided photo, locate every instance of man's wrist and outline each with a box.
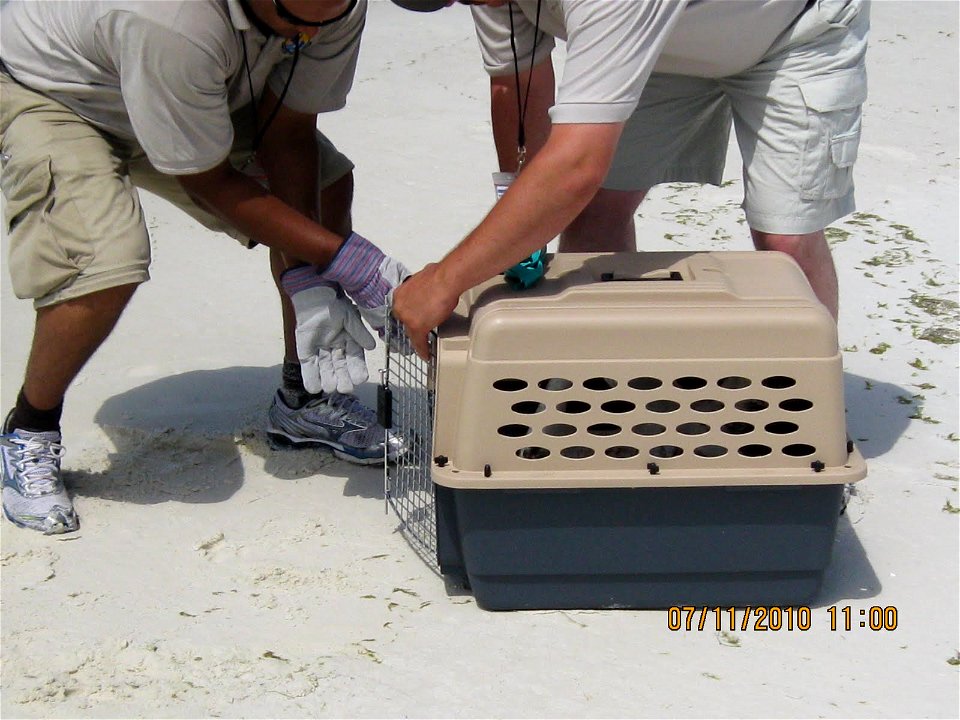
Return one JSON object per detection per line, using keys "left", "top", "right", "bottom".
{"left": 318, "top": 232, "right": 382, "bottom": 292}
{"left": 315, "top": 237, "right": 344, "bottom": 275}
{"left": 280, "top": 265, "right": 336, "bottom": 296}
{"left": 432, "top": 261, "right": 470, "bottom": 309}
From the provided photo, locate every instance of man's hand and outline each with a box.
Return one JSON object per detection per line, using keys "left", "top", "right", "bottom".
{"left": 319, "top": 232, "right": 410, "bottom": 332}
{"left": 390, "top": 263, "right": 461, "bottom": 360}
{"left": 281, "top": 266, "right": 375, "bottom": 394}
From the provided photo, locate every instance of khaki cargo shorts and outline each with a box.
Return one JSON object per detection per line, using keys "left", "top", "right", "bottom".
{"left": 0, "top": 72, "right": 353, "bottom": 308}
{"left": 606, "top": 0, "right": 869, "bottom": 235}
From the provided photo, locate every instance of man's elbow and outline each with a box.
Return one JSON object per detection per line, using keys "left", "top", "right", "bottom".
{"left": 547, "top": 122, "right": 622, "bottom": 198}
{"left": 553, "top": 147, "right": 611, "bottom": 202}
{"left": 176, "top": 177, "right": 205, "bottom": 207}
{"left": 176, "top": 169, "right": 209, "bottom": 198}
{"left": 175, "top": 162, "right": 235, "bottom": 212}
{"left": 576, "top": 155, "right": 610, "bottom": 193}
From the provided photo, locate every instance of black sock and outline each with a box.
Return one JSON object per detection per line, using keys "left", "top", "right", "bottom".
{"left": 280, "top": 361, "right": 315, "bottom": 409}
{"left": 4, "top": 388, "right": 63, "bottom": 433}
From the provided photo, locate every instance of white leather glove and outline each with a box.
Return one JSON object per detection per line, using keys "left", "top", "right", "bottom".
{"left": 281, "top": 267, "right": 376, "bottom": 395}
{"left": 319, "top": 232, "right": 411, "bottom": 333}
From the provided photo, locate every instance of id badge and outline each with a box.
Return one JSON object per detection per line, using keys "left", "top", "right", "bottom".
{"left": 492, "top": 171, "right": 516, "bottom": 201}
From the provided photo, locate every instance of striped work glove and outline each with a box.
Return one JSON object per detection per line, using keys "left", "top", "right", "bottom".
{"left": 318, "top": 232, "right": 410, "bottom": 334}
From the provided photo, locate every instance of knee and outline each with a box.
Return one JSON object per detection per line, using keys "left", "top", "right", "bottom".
{"left": 37, "top": 282, "right": 139, "bottom": 320}
{"left": 578, "top": 189, "right": 645, "bottom": 226}
{"left": 751, "top": 230, "right": 827, "bottom": 257}
{"left": 320, "top": 171, "right": 354, "bottom": 238}
{"left": 562, "top": 189, "right": 646, "bottom": 252}
{"left": 85, "top": 282, "right": 139, "bottom": 313}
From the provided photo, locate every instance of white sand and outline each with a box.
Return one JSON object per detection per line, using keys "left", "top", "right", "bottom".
{"left": 2, "top": 2, "right": 958, "bottom": 718}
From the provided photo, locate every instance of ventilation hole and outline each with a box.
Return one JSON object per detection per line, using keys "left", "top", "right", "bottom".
{"left": 539, "top": 378, "right": 573, "bottom": 391}
{"left": 721, "top": 421, "right": 754, "bottom": 435}
{"left": 584, "top": 377, "right": 618, "bottom": 391}
{"left": 718, "top": 376, "right": 751, "bottom": 390}
{"left": 606, "top": 446, "right": 639, "bottom": 459}
{"left": 762, "top": 375, "right": 797, "bottom": 389}
{"left": 601, "top": 400, "right": 636, "bottom": 414}
{"left": 691, "top": 399, "right": 724, "bottom": 413}
{"left": 543, "top": 423, "right": 576, "bottom": 437}
{"left": 780, "top": 398, "right": 814, "bottom": 412}
{"left": 783, "top": 443, "right": 816, "bottom": 457}
{"left": 557, "top": 400, "right": 591, "bottom": 414}
{"left": 646, "top": 400, "right": 680, "bottom": 413}
{"left": 677, "top": 422, "right": 710, "bottom": 436}
{"left": 735, "top": 399, "right": 769, "bottom": 412}
{"left": 739, "top": 444, "right": 772, "bottom": 457}
{"left": 695, "top": 445, "right": 728, "bottom": 458}
{"left": 561, "top": 446, "right": 595, "bottom": 459}
{"left": 628, "top": 377, "right": 662, "bottom": 390}
{"left": 516, "top": 446, "right": 550, "bottom": 460}
{"left": 673, "top": 376, "right": 707, "bottom": 390}
{"left": 633, "top": 423, "right": 666, "bottom": 436}
{"left": 512, "top": 401, "right": 546, "bottom": 415}
{"left": 497, "top": 424, "right": 531, "bottom": 438}
{"left": 493, "top": 378, "right": 527, "bottom": 392}
{"left": 765, "top": 421, "right": 799, "bottom": 435}
{"left": 651, "top": 445, "right": 684, "bottom": 458}
{"left": 588, "top": 423, "right": 621, "bottom": 437}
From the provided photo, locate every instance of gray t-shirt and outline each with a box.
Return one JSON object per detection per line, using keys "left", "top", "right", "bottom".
{"left": 0, "top": 0, "right": 366, "bottom": 174}
{"left": 471, "top": 0, "right": 808, "bottom": 124}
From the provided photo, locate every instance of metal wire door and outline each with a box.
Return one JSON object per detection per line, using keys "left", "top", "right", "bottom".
{"left": 379, "top": 324, "right": 439, "bottom": 572}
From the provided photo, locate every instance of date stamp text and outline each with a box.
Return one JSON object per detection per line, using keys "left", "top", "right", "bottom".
{"left": 667, "top": 605, "right": 898, "bottom": 632}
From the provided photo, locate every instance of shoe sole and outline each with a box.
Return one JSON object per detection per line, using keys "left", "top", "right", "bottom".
{"left": 266, "top": 428, "right": 387, "bottom": 466}
{"left": 3, "top": 504, "right": 79, "bottom": 535}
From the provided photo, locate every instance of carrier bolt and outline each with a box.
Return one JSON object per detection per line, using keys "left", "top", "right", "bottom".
{"left": 434, "top": 455, "right": 448, "bottom": 467}
{"left": 647, "top": 462, "right": 660, "bottom": 475}
{"left": 811, "top": 460, "right": 825, "bottom": 473}
{"left": 484, "top": 464, "right": 492, "bottom": 478}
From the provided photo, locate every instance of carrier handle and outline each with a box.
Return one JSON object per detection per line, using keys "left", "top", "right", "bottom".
{"left": 600, "top": 270, "right": 683, "bottom": 282}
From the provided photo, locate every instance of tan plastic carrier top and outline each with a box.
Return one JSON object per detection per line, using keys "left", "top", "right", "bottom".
{"left": 430, "top": 251, "right": 867, "bottom": 489}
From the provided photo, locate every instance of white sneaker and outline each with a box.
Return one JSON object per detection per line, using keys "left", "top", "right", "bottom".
{"left": 1, "top": 416, "right": 78, "bottom": 534}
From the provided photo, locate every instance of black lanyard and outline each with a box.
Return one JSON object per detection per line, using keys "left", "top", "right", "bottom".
{"left": 241, "top": 37, "right": 301, "bottom": 152}
{"left": 508, "top": 0, "right": 543, "bottom": 171}
{"left": 238, "top": 0, "right": 358, "bottom": 153}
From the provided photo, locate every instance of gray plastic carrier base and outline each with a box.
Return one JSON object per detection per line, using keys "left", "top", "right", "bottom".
{"left": 436, "top": 483, "right": 844, "bottom": 611}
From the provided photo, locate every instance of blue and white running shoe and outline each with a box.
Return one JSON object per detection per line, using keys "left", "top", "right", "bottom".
{"left": 266, "top": 391, "right": 401, "bottom": 466}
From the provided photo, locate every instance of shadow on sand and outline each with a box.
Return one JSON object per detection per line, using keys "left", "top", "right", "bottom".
{"left": 67, "top": 365, "right": 384, "bottom": 505}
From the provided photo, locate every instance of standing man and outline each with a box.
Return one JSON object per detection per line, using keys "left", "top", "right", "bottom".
{"left": 0, "top": 0, "right": 407, "bottom": 534}
{"left": 392, "top": 0, "right": 869, "bottom": 358}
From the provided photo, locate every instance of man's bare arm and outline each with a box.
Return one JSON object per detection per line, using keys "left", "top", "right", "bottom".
{"left": 392, "top": 120, "right": 624, "bottom": 359}
{"left": 175, "top": 90, "right": 345, "bottom": 268}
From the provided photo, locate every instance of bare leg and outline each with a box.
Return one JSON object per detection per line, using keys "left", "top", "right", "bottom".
{"left": 270, "top": 249, "right": 300, "bottom": 364}
{"left": 319, "top": 171, "right": 354, "bottom": 240}
{"left": 751, "top": 229, "right": 839, "bottom": 321}
{"left": 560, "top": 187, "right": 647, "bottom": 252}
{"left": 21, "top": 284, "right": 138, "bottom": 410}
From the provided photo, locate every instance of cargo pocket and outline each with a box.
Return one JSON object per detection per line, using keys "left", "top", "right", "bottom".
{"left": 1, "top": 155, "right": 86, "bottom": 299}
{"left": 798, "top": 67, "right": 867, "bottom": 200}
{"left": 1, "top": 154, "right": 53, "bottom": 233}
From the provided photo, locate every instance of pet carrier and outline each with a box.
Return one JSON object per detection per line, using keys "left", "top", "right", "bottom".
{"left": 382, "top": 251, "right": 866, "bottom": 610}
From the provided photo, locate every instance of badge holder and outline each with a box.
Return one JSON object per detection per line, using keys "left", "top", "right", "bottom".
{"left": 494, "top": 0, "right": 547, "bottom": 291}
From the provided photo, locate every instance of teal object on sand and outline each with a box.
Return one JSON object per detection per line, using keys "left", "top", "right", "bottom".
{"left": 504, "top": 248, "right": 547, "bottom": 290}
